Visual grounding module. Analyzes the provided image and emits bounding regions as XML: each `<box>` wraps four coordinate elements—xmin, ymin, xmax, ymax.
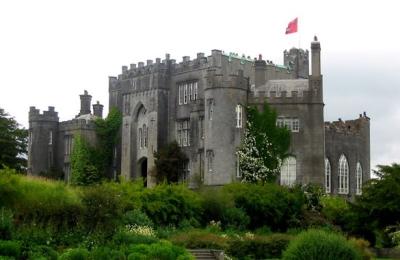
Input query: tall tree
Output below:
<box><xmin>0</xmin><ymin>108</ymin><xmax>28</xmax><ymax>172</ymax></box>
<box><xmin>237</xmin><ymin>104</ymin><xmax>290</xmax><ymax>183</ymax></box>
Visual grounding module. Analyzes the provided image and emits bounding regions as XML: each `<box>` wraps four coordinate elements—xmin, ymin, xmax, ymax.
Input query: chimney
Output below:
<box><xmin>93</xmin><ymin>101</ymin><xmax>104</xmax><ymax>118</ymax></box>
<box><xmin>79</xmin><ymin>90</ymin><xmax>92</xmax><ymax>115</ymax></box>
<box><xmin>311</xmin><ymin>35</ymin><xmax>321</xmax><ymax>76</ymax></box>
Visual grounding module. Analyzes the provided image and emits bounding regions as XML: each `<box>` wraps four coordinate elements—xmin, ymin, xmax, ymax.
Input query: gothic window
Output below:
<box><xmin>143</xmin><ymin>124</ymin><xmax>147</xmax><ymax>148</ymax></box>
<box><xmin>139</xmin><ymin>128</ymin><xmax>143</xmax><ymax>148</ymax></box>
<box><xmin>207</xmin><ymin>150</ymin><xmax>214</xmax><ymax>173</ymax></box>
<box><xmin>236</xmin><ymin>153</ymin><xmax>241</xmax><ymax>178</ymax></box>
<box><xmin>236</xmin><ymin>104</ymin><xmax>243</xmax><ymax>128</ymax></box>
<box><xmin>356</xmin><ymin>162</ymin><xmax>362</xmax><ymax>195</ymax></box>
<box><xmin>280</xmin><ymin>156</ymin><xmax>296</xmax><ymax>186</ymax></box>
<box><xmin>207</xmin><ymin>99</ymin><xmax>214</xmax><ymax>120</ymax></box>
<box><xmin>338</xmin><ymin>154</ymin><xmax>349</xmax><ymax>194</ymax></box>
<box><xmin>176</xmin><ymin>119</ymin><xmax>190</xmax><ymax>147</ymax></box>
<box><xmin>325</xmin><ymin>158</ymin><xmax>331</xmax><ymax>193</ymax></box>
<box><xmin>183</xmin><ymin>84</ymin><xmax>188</xmax><ymax>104</ymax></box>
<box><xmin>193</xmin><ymin>82</ymin><xmax>198</xmax><ymax>100</ymax></box>
<box><xmin>49</xmin><ymin>131</ymin><xmax>53</xmax><ymax>145</ymax></box>
<box><xmin>178</xmin><ymin>85</ymin><xmax>183</xmax><ymax>105</ymax></box>
<box><xmin>189</xmin><ymin>83</ymin><xmax>193</xmax><ymax>101</ymax></box>
<box><xmin>199</xmin><ymin>116</ymin><xmax>204</xmax><ymax>140</ymax></box>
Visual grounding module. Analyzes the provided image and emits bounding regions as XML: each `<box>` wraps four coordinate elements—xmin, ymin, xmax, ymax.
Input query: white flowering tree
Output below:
<box><xmin>237</xmin><ymin>104</ymin><xmax>290</xmax><ymax>183</ymax></box>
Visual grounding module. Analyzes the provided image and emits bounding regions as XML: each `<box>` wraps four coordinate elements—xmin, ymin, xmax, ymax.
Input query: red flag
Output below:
<box><xmin>285</xmin><ymin>18</ymin><xmax>298</xmax><ymax>34</ymax></box>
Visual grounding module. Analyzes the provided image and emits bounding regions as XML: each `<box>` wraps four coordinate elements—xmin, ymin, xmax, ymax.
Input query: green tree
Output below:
<box><xmin>0</xmin><ymin>108</ymin><xmax>28</xmax><ymax>172</ymax></box>
<box><xmin>70</xmin><ymin>135</ymin><xmax>101</xmax><ymax>185</ymax></box>
<box><xmin>153</xmin><ymin>142</ymin><xmax>188</xmax><ymax>183</ymax></box>
<box><xmin>237</xmin><ymin>104</ymin><xmax>290</xmax><ymax>183</ymax></box>
<box><xmin>94</xmin><ymin>107</ymin><xmax>122</xmax><ymax>176</ymax></box>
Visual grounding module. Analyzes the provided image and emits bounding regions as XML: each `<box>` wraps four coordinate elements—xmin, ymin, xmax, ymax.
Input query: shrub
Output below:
<box><xmin>123</xmin><ymin>209</ymin><xmax>153</xmax><ymax>227</ymax></box>
<box><xmin>59</xmin><ymin>248</ymin><xmax>89</xmax><ymax>260</ymax></box>
<box><xmin>0</xmin><ymin>240</ymin><xmax>20</xmax><ymax>258</ymax></box>
<box><xmin>228</xmin><ymin>233</ymin><xmax>293</xmax><ymax>259</ymax></box>
<box><xmin>0</xmin><ymin>208</ymin><xmax>13</xmax><ymax>240</ymax></box>
<box><xmin>27</xmin><ymin>245</ymin><xmax>58</xmax><ymax>260</ymax></box>
<box><xmin>127</xmin><ymin>241</ymin><xmax>193</xmax><ymax>260</ymax></box>
<box><xmin>282</xmin><ymin>229</ymin><xmax>362</xmax><ymax>260</ymax></box>
<box><xmin>223</xmin><ymin>183</ymin><xmax>305</xmax><ymax>231</ymax></box>
<box><xmin>113</xmin><ymin>231</ymin><xmax>158</xmax><ymax>246</ymax></box>
<box><xmin>169</xmin><ymin>229</ymin><xmax>229</xmax><ymax>250</ymax></box>
<box><xmin>349</xmin><ymin>237</ymin><xmax>375</xmax><ymax>260</ymax></box>
<box><xmin>141</xmin><ymin>184</ymin><xmax>202</xmax><ymax>227</ymax></box>
<box><xmin>90</xmin><ymin>247</ymin><xmax>125</xmax><ymax>260</ymax></box>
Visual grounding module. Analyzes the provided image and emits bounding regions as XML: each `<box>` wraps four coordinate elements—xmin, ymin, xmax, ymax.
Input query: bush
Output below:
<box><xmin>123</xmin><ymin>209</ymin><xmax>153</xmax><ymax>227</ymax></box>
<box><xmin>169</xmin><ymin>229</ymin><xmax>229</xmax><ymax>250</ymax></box>
<box><xmin>320</xmin><ymin>196</ymin><xmax>350</xmax><ymax>225</ymax></box>
<box><xmin>90</xmin><ymin>247</ymin><xmax>125</xmax><ymax>260</ymax></box>
<box><xmin>223</xmin><ymin>183</ymin><xmax>305</xmax><ymax>231</ymax></box>
<box><xmin>59</xmin><ymin>248</ymin><xmax>89</xmax><ymax>260</ymax></box>
<box><xmin>127</xmin><ymin>241</ymin><xmax>193</xmax><ymax>260</ymax></box>
<box><xmin>228</xmin><ymin>233</ymin><xmax>293</xmax><ymax>259</ymax></box>
<box><xmin>349</xmin><ymin>237</ymin><xmax>375</xmax><ymax>260</ymax></box>
<box><xmin>113</xmin><ymin>231</ymin><xmax>158</xmax><ymax>246</ymax></box>
<box><xmin>141</xmin><ymin>184</ymin><xmax>202</xmax><ymax>227</ymax></box>
<box><xmin>282</xmin><ymin>229</ymin><xmax>362</xmax><ymax>260</ymax></box>
<box><xmin>0</xmin><ymin>240</ymin><xmax>20</xmax><ymax>258</ymax></box>
<box><xmin>27</xmin><ymin>245</ymin><xmax>58</xmax><ymax>260</ymax></box>
<box><xmin>0</xmin><ymin>208</ymin><xmax>13</xmax><ymax>240</ymax></box>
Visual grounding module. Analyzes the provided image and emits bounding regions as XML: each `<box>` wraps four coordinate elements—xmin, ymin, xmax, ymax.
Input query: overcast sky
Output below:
<box><xmin>1</xmin><ymin>0</ymin><xmax>399</xmax><ymax>172</ymax></box>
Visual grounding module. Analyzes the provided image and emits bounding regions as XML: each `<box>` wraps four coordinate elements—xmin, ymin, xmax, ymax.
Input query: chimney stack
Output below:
<box><xmin>79</xmin><ymin>90</ymin><xmax>92</xmax><ymax>115</ymax></box>
<box><xmin>93</xmin><ymin>101</ymin><xmax>104</xmax><ymax>118</ymax></box>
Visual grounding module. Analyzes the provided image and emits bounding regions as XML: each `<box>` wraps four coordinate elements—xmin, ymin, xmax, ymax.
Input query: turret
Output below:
<box><xmin>284</xmin><ymin>48</ymin><xmax>309</xmax><ymax>79</ymax></box>
<box><xmin>28</xmin><ymin>106</ymin><xmax>59</xmax><ymax>176</ymax></box>
<box><xmin>92</xmin><ymin>101</ymin><xmax>104</xmax><ymax>118</ymax></box>
<box><xmin>311</xmin><ymin>36</ymin><xmax>321</xmax><ymax>76</ymax></box>
<box><xmin>79</xmin><ymin>90</ymin><xmax>92</xmax><ymax>115</ymax></box>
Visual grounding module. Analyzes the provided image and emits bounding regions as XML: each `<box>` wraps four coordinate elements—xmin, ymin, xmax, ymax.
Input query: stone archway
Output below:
<box><xmin>138</xmin><ymin>157</ymin><xmax>148</xmax><ymax>187</ymax></box>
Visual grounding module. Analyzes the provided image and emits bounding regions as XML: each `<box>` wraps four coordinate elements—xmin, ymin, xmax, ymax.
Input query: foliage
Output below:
<box><xmin>237</xmin><ymin>104</ymin><xmax>290</xmax><ymax>183</ymax></box>
<box><xmin>0</xmin><ymin>108</ymin><xmax>28</xmax><ymax>172</ymax></box>
<box><xmin>141</xmin><ymin>184</ymin><xmax>202</xmax><ymax>227</ymax></box>
<box><xmin>355</xmin><ymin>163</ymin><xmax>400</xmax><ymax>229</ymax></box>
<box><xmin>223</xmin><ymin>182</ymin><xmax>305</xmax><ymax>231</ymax></box>
<box><xmin>303</xmin><ymin>183</ymin><xmax>324</xmax><ymax>211</ymax></box>
<box><xmin>70</xmin><ymin>135</ymin><xmax>102</xmax><ymax>186</ymax></box>
<box><xmin>0</xmin><ymin>208</ymin><xmax>13</xmax><ymax>240</ymax></box>
<box><xmin>320</xmin><ymin>195</ymin><xmax>350</xmax><ymax>225</ymax></box>
<box><xmin>90</xmin><ymin>247</ymin><xmax>125</xmax><ymax>260</ymax></box>
<box><xmin>153</xmin><ymin>141</ymin><xmax>188</xmax><ymax>183</ymax></box>
<box><xmin>282</xmin><ymin>229</ymin><xmax>362</xmax><ymax>260</ymax></box>
<box><xmin>227</xmin><ymin>233</ymin><xmax>293</xmax><ymax>259</ymax></box>
<box><xmin>0</xmin><ymin>240</ymin><xmax>20</xmax><ymax>258</ymax></box>
<box><xmin>59</xmin><ymin>248</ymin><xmax>89</xmax><ymax>260</ymax></box>
<box><xmin>126</xmin><ymin>240</ymin><xmax>193</xmax><ymax>260</ymax></box>
<box><xmin>27</xmin><ymin>245</ymin><xmax>58</xmax><ymax>260</ymax></box>
<box><xmin>349</xmin><ymin>237</ymin><xmax>375</xmax><ymax>260</ymax></box>
<box><xmin>169</xmin><ymin>229</ymin><xmax>229</xmax><ymax>250</ymax></box>
<box><xmin>123</xmin><ymin>209</ymin><xmax>153</xmax><ymax>227</ymax></box>
<box><xmin>113</xmin><ymin>230</ymin><xmax>158</xmax><ymax>246</ymax></box>
<box><xmin>94</xmin><ymin>107</ymin><xmax>122</xmax><ymax>176</ymax></box>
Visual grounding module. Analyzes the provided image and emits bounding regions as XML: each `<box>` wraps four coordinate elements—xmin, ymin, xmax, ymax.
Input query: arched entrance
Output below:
<box><xmin>138</xmin><ymin>157</ymin><xmax>148</xmax><ymax>187</ymax></box>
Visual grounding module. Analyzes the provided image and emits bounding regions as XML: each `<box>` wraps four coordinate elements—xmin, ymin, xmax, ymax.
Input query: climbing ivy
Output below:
<box><xmin>237</xmin><ymin>104</ymin><xmax>290</xmax><ymax>183</ymax></box>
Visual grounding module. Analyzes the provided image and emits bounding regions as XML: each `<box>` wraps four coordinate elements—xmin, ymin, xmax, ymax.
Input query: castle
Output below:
<box><xmin>28</xmin><ymin>37</ymin><xmax>370</xmax><ymax>196</ymax></box>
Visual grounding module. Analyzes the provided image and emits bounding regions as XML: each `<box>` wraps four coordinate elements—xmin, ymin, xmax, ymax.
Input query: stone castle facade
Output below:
<box><xmin>28</xmin><ymin>38</ymin><xmax>370</xmax><ymax>197</ymax></box>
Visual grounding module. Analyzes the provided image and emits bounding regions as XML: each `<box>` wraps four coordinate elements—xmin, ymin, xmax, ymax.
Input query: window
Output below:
<box><xmin>124</xmin><ymin>94</ymin><xmax>130</xmax><ymax>115</ymax></box>
<box><xmin>139</xmin><ymin>128</ymin><xmax>143</xmax><ymax>148</ymax></box>
<box><xmin>178</xmin><ymin>85</ymin><xmax>183</xmax><ymax>105</ymax></box>
<box><xmin>181</xmin><ymin>160</ymin><xmax>190</xmax><ymax>181</ymax></box>
<box><xmin>143</xmin><ymin>124</ymin><xmax>147</xmax><ymax>148</ymax></box>
<box><xmin>193</xmin><ymin>82</ymin><xmax>198</xmax><ymax>100</ymax></box>
<box><xmin>276</xmin><ymin>117</ymin><xmax>300</xmax><ymax>132</ymax></box>
<box><xmin>199</xmin><ymin>116</ymin><xmax>204</xmax><ymax>140</ymax></box>
<box><xmin>236</xmin><ymin>153</ymin><xmax>241</xmax><ymax>178</ymax></box>
<box><xmin>49</xmin><ymin>131</ymin><xmax>53</xmax><ymax>145</ymax></box>
<box><xmin>356</xmin><ymin>162</ymin><xmax>362</xmax><ymax>195</ymax></box>
<box><xmin>236</xmin><ymin>104</ymin><xmax>243</xmax><ymax>128</ymax></box>
<box><xmin>207</xmin><ymin>150</ymin><xmax>214</xmax><ymax>173</ymax></box>
<box><xmin>189</xmin><ymin>83</ymin><xmax>193</xmax><ymax>101</ymax></box>
<box><xmin>64</xmin><ymin>135</ymin><xmax>73</xmax><ymax>156</ymax></box>
<box><xmin>280</xmin><ymin>156</ymin><xmax>296</xmax><ymax>186</ymax></box>
<box><xmin>183</xmin><ymin>84</ymin><xmax>188</xmax><ymax>104</ymax></box>
<box><xmin>338</xmin><ymin>154</ymin><xmax>349</xmax><ymax>194</ymax></box>
<box><xmin>325</xmin><ymin>158</ymin><xmax>331</xmax><ymax>193</ymax></box>
<box><xmin>207</xmin><ymin>99</ymin><xmax>214</xmax><ymax>120</ymax></box>
<box><xmin>176</xmin><ymin>119</ymin><xmax>190</xmax><ymax>147</ymax></box>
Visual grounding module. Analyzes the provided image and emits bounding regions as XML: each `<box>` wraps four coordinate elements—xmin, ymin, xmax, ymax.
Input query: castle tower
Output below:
<box><xmin>79</xmin><ymin>90</ymin><xmax>92</xmax><ymax>115</ymax></box>
<box><xmin>284</xmin><ymin>48</ymin><xmax>309</xmax><ymax>79</ymax></box>
<box><xmin>28</xmin><ymin>106</ymin><xmax>59</xmax><ymax>175</ymax></box>
<box><xmin>311</xmin><ymin>36</ymin><xmax>321</xmax><ymax>76</ymax></box>
<box><xmin>203</xmin><ymin>64</ymin><xmax>248</xmax><ymax>185</ymax></box>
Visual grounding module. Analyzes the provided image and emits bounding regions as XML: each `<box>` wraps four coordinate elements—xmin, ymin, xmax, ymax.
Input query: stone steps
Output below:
<box><xmin>188</xmin><ymin>249</ymin><xmax>223</xmax><ymax>260</ymax></box>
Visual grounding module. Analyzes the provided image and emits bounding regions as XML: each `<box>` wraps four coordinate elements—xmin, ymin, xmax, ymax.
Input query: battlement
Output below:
<box><xmin>59</xmin><ymin>118</ymin><xmax>96</xmax><ymax>131</ymax></box>
<box><xmin>325</xmin><ymin>112</ymin><xmax>370</xmax><ymax>135</ymax></box>
<box><xmin>29</xmin><ymin>106</ymin><xmax>59</xmax><ymax>122</ymax></box>
<box><xmin>250</xmin><ymin>89</ymin><xmax>321</xmax><ymax>104</ymax></box>
<box><xmin>205</xmin><ymin>68</ymin><xmax>248</xmax><ymax>90</ymax></box>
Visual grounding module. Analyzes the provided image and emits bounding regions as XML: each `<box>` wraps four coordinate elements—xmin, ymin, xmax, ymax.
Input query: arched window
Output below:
<box><xmin>280</xmin><ymin>156</ymin><xmax>296</xmax><ymax>186</ymax></box>
<box><xmin>139</xmin><ymin>128</ymin><xmax>143</xmax><ymax>148</ymax></box>
<box><xmin>356</xmin><ymin>162</ymin><xmax>362</xmax><ymax>195</ymax></box>
<box><xmin>338</xmin><ymin>154</ymin><xmax>349</xmax><ymax>194</ymax></box>
<box><xmin>143</xmin><ymin>124</ymin><xmax>147</xmax><ymax>148</ymax></box>
<box><xmin>235</xmin><ymin>104</ymin><xmax>243</xmax><ymax>128</ymax></box>
<box><xmin>325</xmin><ymin>158</ymin><xmax>331</xmax><ymax>193</ymax></box>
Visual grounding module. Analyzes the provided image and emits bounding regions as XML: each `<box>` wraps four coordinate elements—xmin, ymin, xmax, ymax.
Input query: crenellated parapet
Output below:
<box><xmin>29</xmin><ymin>106</ymin><xmax>59</xmax><ymax>123</ymax></box>
<box><xmin>205</xmin><ymin>68</ymin><xmax>248</xmax><ymax>90</ymax></box>
<box><xmin>325</xmin><ymin>113</ymin><xmax>370</xmax><ymax>136</ymax></box>
<box><xmin>59</xmin><ymin>118</ymin><xmax>96</xmax><ymax>131</ymax></box>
